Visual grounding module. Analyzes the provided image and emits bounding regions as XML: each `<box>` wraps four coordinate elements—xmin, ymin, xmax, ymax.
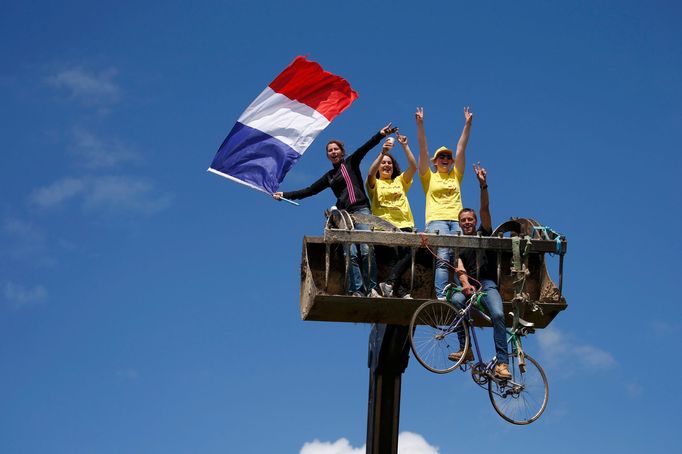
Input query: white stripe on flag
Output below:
<box><xmin>237</xmin><ymin>87</ymin><xmax>330</xmax><ymax>155</ymax></box>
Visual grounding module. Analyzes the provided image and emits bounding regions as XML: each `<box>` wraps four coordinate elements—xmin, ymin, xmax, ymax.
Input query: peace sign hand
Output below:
<box><xmin>380</xmin><ymin>122</ymin><xmax>398</xmax><ymax>136</ymax></box>
<box><xmin>464</xmin><ymin>106</ymin><xmax>473</xmax><ymax>125</ymax></box>
<box><xmin>473</xmin><ymin>161</ymin><xmax>487</xmax><ymax>186</ymax></box>
<box><xmin>415</xmin><ymin>107</ymin><xmax>424</xmax><ymax>125</ymax></box>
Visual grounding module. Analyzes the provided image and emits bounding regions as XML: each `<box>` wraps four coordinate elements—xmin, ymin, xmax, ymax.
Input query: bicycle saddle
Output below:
<box><xmin>508</xmin><ymin>312</ymin><xmax>535</xmax><ymax>328</ymax></box>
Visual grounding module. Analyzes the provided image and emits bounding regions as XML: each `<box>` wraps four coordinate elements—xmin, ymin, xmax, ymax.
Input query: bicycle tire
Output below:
<box><xmin>488</xmin><ymin>352</ymin><xmax>549</xmax><ymax>425</ymax></box>
<box><xmin>409</xmin><ymin>300</ymin><xmax>470</xmax><ymax>374</ymax></box>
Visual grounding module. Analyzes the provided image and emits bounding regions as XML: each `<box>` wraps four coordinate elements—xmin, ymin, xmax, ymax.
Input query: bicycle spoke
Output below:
<box><xmin>409</xmin><ymin>301</ymin><xmax>469</xmax><ymax>374</ymax></box>
<box><xmin>488</xmin><ymin>353</ymin><xmax>548</xmax><ymax>424</ymax></box>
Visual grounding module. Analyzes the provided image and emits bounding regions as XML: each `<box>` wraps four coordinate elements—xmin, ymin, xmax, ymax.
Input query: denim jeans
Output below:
<box><xmin>425</xmin><ymin>220</ymin><xmax>462</xmax><ymax>298</ymax></box>
<box><xmin>450</xmin><ymin>279</ymin><xmax>508</xmax><ymax>364</ymax></box>
<box><xmin>386</xmin><ymin>227</ymin><xmax>414</xmax><ymax>287</ymax></box>
<box><xmin>346</xmin><ymin>206</ymin><xmax>378</xmax><ymax>294</ymax></box>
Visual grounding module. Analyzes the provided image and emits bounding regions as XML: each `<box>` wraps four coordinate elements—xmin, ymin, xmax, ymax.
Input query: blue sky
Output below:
<box><xmin>1</xmin><ymin>1</ymin><xmax>681</xmax><ymax>453</ymax></box>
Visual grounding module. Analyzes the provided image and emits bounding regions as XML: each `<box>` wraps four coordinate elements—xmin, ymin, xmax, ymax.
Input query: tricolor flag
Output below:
<box><xmin>208</xmin><ymin>56</ymin><xmax>359</xmax><ymax>194</ymax></box>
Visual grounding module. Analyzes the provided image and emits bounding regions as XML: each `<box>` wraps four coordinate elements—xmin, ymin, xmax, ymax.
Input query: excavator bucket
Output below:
<box><xmin>299</xmin><ymin>213</ymin><xmax>567</xmax><ymax>328</ymax></box>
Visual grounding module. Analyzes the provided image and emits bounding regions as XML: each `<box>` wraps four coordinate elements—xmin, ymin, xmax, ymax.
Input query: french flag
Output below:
<box><xmin>208</xmin><ymin>56</ymin><xmax>359</xmax><ymax>194</ymax></box>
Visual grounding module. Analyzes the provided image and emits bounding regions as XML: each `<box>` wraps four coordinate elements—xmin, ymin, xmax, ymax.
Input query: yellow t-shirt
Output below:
<box><xmin>366</xmin><ymin>173</ymin><xmax>415</xmax><ymax>229</ymax></box>
<box><xmin>420</xmin><ymin>168</ymin><xmax>463</xmax><ymax>224</ymax></box>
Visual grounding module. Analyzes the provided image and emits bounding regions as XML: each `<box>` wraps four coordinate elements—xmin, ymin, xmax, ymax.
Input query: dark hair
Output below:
<box><xmin>375</xmin><ymin>153</ymin><xmax>402</xmax><ymax>180</ymax></box>
<box><xmin>458</xmin><ymin>208</ymin><xmax>477</xmax><ymax>220</ymax></box>
<box><xmin>326</xmin><ymin>140</ymin><xmax>345</xmax><ymax>155</ymax></box>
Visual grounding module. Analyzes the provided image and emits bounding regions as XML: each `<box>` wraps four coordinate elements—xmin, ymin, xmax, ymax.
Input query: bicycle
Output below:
<box><xmin>408</xmin><ymin>283</ymin><xmax>549</xmax><ymax>425</ymax></box>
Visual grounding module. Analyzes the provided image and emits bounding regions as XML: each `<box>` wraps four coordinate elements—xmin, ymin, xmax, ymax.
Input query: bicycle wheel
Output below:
<box><xmin>488</xmin><ymin>353</ymin><xmax>548</xmax><ymax>425</ymax></box>
<box><xmin>409</xmin><ymin>300</ymin><xmax>469</xmax><ymax>374</ymax></box>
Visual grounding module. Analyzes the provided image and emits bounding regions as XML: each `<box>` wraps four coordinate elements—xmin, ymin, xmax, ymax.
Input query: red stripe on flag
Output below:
<box><xmin>268</xmin><ymin>56</ymin><xmax>359</xmax><ymax>122</ymax></box>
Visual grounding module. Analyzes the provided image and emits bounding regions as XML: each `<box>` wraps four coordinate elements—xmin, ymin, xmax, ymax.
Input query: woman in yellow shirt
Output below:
<box><xmin>366</xmin><ymin>133</ymin><xmax>417</xmax><ymax>297</ymax></box>
<box><xmin>416</xmin><ymin>106</ymin><xmax>474</xmax><ymax>299</ymax></box>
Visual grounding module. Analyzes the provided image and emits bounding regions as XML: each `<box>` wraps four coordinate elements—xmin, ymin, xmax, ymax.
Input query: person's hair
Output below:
<box><xmin>326</xmin><ymin>140</ymin><xmax>345</xmax><ymax>155</ymax></box>
<box><xmin>458</xmin><ymin>208</ymin><xmax>477</xmax><ymax>220</ymax></box>
<box><xmin>375</xmin><ymin>153</ymin><xmax>402</xmax><ymax>179</ymax></box>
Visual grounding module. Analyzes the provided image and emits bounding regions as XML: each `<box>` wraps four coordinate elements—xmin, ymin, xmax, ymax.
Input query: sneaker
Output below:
<box><xmin>379</xmin><ymin>282</ymin><xmax>394</xmax><ymax>297</ymax></box>
<box><xmin>402</xmin><ymin>293</ymin><xmax>412</xmax><ymax>299</ymax></box>
<box><xmin>368</xmin><ymin>288</ymin><xmax>382</xmax><ymax>298</ymax></box>
<box><xmin>350</xmin><ymin>291</ymin><xmax>364</xmax><ymax>297</ymax></box>
<box><xmin>437</xmin><ymin>296</ymin><xmax>446</xmax><ymax>301</ymax></box>
<box><xmin>494</xmin><ymin>363</ymin><xmax>512</xmax><ymax>379</ymax></box>
<box><xmin>448</xmin><ymin>349</ymin><xmax>473</xmax><ymax>362</ymax></box>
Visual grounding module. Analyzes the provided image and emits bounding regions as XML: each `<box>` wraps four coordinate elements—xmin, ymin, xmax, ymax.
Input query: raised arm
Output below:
<box><xmin>347</xmin><ymin>123</ymin><xmax>397</xmax><ymax>167</ymax></box>
<box><xmin>396</xmin><ymin>132</ymin><xmax>417</xmax><ymax>184</ymax></box>
<box><xmin>366</xmin><ymin>139</ymin><xmax>394</xmax><ymax>189</ymax></box>
<box><xmin>454</xmin><ymin>107</ymin><xmax>473</xmax><ymax>176</ymax></box>
<box><xmin>473</xmin><ymin>162</ymin><xmax>491</xmax><ymax>231</ymax></box>
<box><xmin>416</xmin><ymin>107</ymin><xmax>430</xmax><ymax>176</ymax></box>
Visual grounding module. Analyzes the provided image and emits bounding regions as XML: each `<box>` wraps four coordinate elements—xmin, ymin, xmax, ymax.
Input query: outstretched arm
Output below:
<box><xmin>273</xmin><ymin>173</ymin><xmax>329</xmax><ymax>201</ymax></box>
<box><xmin>416</xmin><ymin>107</ymin><xmax>430</xmax><ymax>176</ymax></box>
<box><xmin>396</xmin><ymin>133</ymin><xmax>417</xmax><ymax>184</ymax></box>
<box><xmin>348</xmin><ymin>123</ymin><xmax>398</xmax><ymax>167</ymax></box>
<box><xmin>454</xmin><ymin>107</ymin><xmax>473</xmax><ymax>176</ymax></box>
<box><xmin>473</xmin><ymin>162</ymin><xmax>491</xmax><ymax>231</ymax></box>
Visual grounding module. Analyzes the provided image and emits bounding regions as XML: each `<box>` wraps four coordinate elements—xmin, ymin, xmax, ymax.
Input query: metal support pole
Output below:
<box><xmin>366</xmin><ymin>324</ymin><xmax>410</xmax><ymax>454</ymax></box>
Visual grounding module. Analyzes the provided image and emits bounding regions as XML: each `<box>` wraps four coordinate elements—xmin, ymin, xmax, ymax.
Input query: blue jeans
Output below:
<box><xmin>425</xmin><ymin>220</ymin><xmax>462</xmax><ymax>298</ymax></box>
<box><xmin>450</xmin><ymin>279</ymin><xmax>508</xmax><ymax>364</ymax></box>
<box><xmin>346</xmin><ymin>207</ymin><xmax>378</xmax><ymax>294</ymax></box>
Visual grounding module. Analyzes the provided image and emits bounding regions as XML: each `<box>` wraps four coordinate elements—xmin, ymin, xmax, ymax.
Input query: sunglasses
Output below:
<box><xmin>437</xmin><ymin>154</ymin><xmax>453</xmax><ymax>160</ymax></box>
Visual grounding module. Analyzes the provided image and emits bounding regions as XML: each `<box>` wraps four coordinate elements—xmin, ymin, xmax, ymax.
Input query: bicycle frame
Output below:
<box><xmin>449</xmin><ymin>289</ymin><xmax>529</xmax><ymax>385</ymax></box>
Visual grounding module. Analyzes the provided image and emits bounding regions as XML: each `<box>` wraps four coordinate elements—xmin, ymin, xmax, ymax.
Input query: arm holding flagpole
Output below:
<box><xmin>271</xmin><ymin>192</ymin><xmax>300</xmax><ymax>205</ymax></box>
<box><xmin>273</xmin><ymin>173</ymin><xmax>330</xmax><ymax>204</ymax></box>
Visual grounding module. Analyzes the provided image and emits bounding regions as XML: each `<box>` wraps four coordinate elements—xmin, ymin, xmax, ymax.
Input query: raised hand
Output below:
<box><xmin>396</xmin><ymin>132</ymin><xmax>408</xmax><ymax>145</ymax></box>
<box><xmin>473</xmin><ymin>161</ymin><xmax>487</xmax><ymax>186</ymax></box>
<box><xmin>463</xmin><ymin>106</ymin><xmax>473</xmax><ymax>125</ymax></box>
<box><xmin>382</xmin><ymin>137</ymin><xmax>395</xmax><ymax>153</ymax></box>
<box><xmin>415</xmin><ymin>107</ymin><xmax>424</xmax><ymax>125</ymax></box>
<box><xmin>272</xmin><ymin>191</ymin><xmax>283</xmax><ymax>200</ymax></box>
<box><xmin>380</xmin><ymin>123</ymin><xmax>398</xmax><ymax>136</ymax></box>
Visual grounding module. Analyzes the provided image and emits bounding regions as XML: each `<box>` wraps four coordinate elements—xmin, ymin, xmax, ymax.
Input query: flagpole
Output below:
<box><xmin>277</xmin><ymin>196</ymin><xmax>300</xmax><ymax>206</ymax></box>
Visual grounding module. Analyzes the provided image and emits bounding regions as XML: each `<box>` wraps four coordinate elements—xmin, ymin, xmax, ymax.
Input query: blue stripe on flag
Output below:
<box><xmin>210</xmin><ymin>122</ymin><xmax>302</xmax><ymax>193</ymax></box>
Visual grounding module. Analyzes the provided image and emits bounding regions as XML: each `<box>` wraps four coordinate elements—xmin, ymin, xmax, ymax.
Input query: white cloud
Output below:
<box><xmin>47</xmin><ymin>67</ymin><xmax>120</xmax><ymax>104</ymax></box>
<box><xmin>116</xmin><ymin>368</ymin><xmax>139</xmax><ymax>380</ymax></box>
<box><xmin>648</xmin><ymin>320</ymin><xmax>676</xmax><ymax>337</ymax></box>
<box><xmin>1</xmin><ymin>217</ymin><xmax>51</xmax><ymax>264</ymax></box>
<box><xmin>2</xmin><ymin>281</ymin><xmax>47</xmax><ymax>308</ymax></box>
<box><xmin>625</xmin><ymin>381</ymin><xmax>643</xmax><ymax>398</ymax></box>
<box><xmin>537</xmin><ymin>327</ymin><xmax>617</xmax><ymax>373</ymax></box>
<box><xmin>30</xmin><ymin>177</ymin><xmax>86</xmax><ymax>208</ymax></box>
<box><xmin>85</xmin><ymin>176</ymin><xmax>172</xmax><ymax>215</ymax></box>
<box><xmin>397</xmin><ymin>432</ymin><xmax>440</xmax><ymax>454</ymax></box>
<box><xmin>69</xmin><ymin>128</ymin><xmax>140</xmax><ymax>169</ymax></box>
<box><xmin>30</xmin><ymin>176</ymin><xmax>172</xmax><ymax>216</ymax></box>
<box><xmin>301</xmin><ymin>438</ymin><xmax>363</xmax><ymax>454</ymax></box>
<box><xmin>3</xmin><ymin>217</ymin><xmax>44</xmax><ymax>240</ymax></box>
<box><xmin>300</xmin><ymin>432</ymin><xmax>438</xmax><ymax>454</ymax></box>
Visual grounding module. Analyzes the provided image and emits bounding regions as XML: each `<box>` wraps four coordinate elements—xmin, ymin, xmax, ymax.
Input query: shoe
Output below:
<box><xmin>437</xmin><ymin>296</ymin><xmax>446</xmax><ymax>301</ymax></box>
<box><xmin>368</xmin><ymin>288</ymin><xmax>382</xmax><ymax>298</ymax></box>
<box><xmin>402</xmin><ymin>293</ymin><xmax>412</xmax><ymax>299</ymax></box>
<box><xmin>448</xmin><ymin>349</ymin><xmax>473</xmax><ymax>362</ymax></box>
<box><xmin>379</xmin><ymin>282</ymin><xmax>394</xmax><ymax>297</ymax></box>
<box><xmin>350</xmin><ymin>291</ymin><xmax>364</xmax><ymax>297</ymax></box>
<box><xmin>494</xmin><ymin>363</ymin><xmax>512</xmax><ymax>379</ymax></box>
